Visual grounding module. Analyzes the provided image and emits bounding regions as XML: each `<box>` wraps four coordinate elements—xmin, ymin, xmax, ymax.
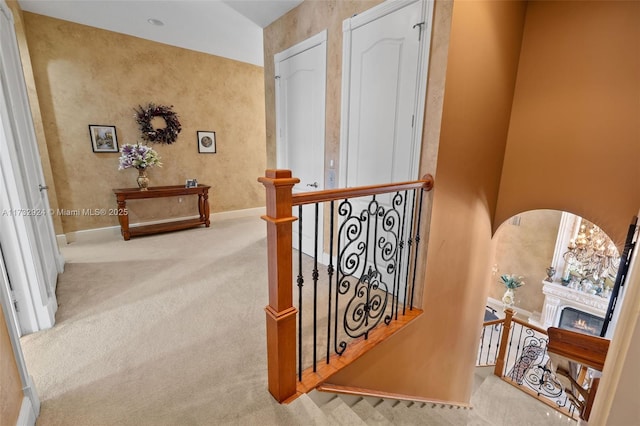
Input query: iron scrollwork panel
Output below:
<box><xmin>335</xmin><ymin>192</ymin><xmax>408</xmax><ymax>354</ymax></box>
<box><xmin>507</xmin><ymin>328</ymin><xmax>572</xmax><ymax>410</ymax></box>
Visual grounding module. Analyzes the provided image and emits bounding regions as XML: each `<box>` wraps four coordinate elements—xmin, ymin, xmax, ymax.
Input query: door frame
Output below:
<box><xmin>338</xmin><ymin>0</ymin><xmax>434</xmax><ymax>187</ymax></box>
<box><xmin>0</xmin><ymin>242</ymin><xmax>40</xmax><ymax>424</ymax></box>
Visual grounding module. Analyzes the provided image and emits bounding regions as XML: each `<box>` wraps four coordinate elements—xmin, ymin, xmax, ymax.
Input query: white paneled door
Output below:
<box><xmin>339</xmin><ymin>0</ymin><xmax>433</xmax><ymax>298</ymax></box>
<box><xmin>341</xmin><ymin>0</ymin><xmax>432</xmax><ymax>187</ymax></box>
<box><xmin>0</xmin><ymin>4</ymin><xmax>62</xmax><ymax>334</ymax></box>
<box><xmin>275</xmin><ymin>31</ymin><xmax>327</xmax><ymax>261</ymax></box>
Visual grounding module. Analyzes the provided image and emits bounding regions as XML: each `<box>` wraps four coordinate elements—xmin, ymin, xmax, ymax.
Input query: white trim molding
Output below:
<box><xmin>16</xmin><ymin>396</ymin><xmax>37</xmax><ymax>426</ymax></box>
<box><xmin>274</xmin><ymin>29</ymin><xmax>326</xmax><ymax>63</ymax></box>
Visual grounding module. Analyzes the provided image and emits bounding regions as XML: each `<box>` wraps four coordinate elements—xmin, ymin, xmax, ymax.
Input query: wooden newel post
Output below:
<box><xmin>494</xmin><ymin>308</ymin><xmax>516</xmax><ymax>377</ymax></box>
<box><xmin>258</xmin><ymin>169</ymin><xmax>300</xmax><ymax>402</ymax></box>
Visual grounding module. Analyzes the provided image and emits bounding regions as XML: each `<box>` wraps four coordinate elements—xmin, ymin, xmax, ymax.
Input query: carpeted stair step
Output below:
<box><xmin>320</xmin><ymin>396</ymin><xmax>369</xmax><ymax>425</ymax></box>
<box><xmin>424</xmin><ymin>403</ymin><xmax>481</xmax><ymax>425</ymax></box>
<box><xmin>287</xmin><ymin>393</ymin><xmax>336</xmax><ymax>425</ymax></box>
<box><xmin>369</xmin><ymin>399</ymin><xmax>446</xmax><ymax>425</ymax></box>
<box><xmin>348</xmin><ymin>398</ymin><xmax>393</xmax><ymax>425</ymax></box>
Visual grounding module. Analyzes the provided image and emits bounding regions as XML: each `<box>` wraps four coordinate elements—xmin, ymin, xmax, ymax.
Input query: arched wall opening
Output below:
<box><xmin>488</xmin><ymin>209</ymin><xmax>625</xmax><ymax>338</ymax></box>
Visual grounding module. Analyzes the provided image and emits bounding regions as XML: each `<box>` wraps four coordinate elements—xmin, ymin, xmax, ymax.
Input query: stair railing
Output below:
<box><xmin>478</xmin><ymin>308</ymin><xmax>579</xmax><ymax>419</ymax></box>
<box><xmin>259</xmin><ymin>169</ymin><xmax>434</xmax><ymax>403</ymax></box>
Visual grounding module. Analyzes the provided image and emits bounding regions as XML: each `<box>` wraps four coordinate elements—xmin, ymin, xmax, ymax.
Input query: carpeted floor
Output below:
<box><xmin>20</xmin><ymin>215</ymin><xmax>316</xmax><ymax>425</ymax></box>
<box><xmin>18</xmin><ymin>215</ymin><xmax>577</xmax><ymax>426</ymax></box>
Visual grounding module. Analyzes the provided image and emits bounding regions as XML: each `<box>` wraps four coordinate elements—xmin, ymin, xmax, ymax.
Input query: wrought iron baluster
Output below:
<box><xmin>509</xmin><ymin>324</ymin><xmax>525</xmax><ymax>381</ymax></box>
<box><xmin>495</xmin><ymin>323</ymin><xmax>503</xmax><ymax>364</ymax></box>
<box><xmin>478</xmin><ymin>327</ymin><xmax>486</xmax><ymax>365</ymax></box>
<box><xmin>334</xmin><ymin>199</ymin><xmax>349</xmax><ymax>355</ymax></box>
<box><xmin>396</xmin><ymin>191</ymin><xmax>413</xmax><ymax>319</ymax></box>
<box><xmin>402</xmin><ymin>191</ymin><xmax>417</xmax><ymax>315</ymax></box>
<box><xmin>385</xmin><ymin>192</ymin><xmax>399</xmax><ymax>325</ymax></box>
<box><xmin>312</xmin><ymin>203</ymin><xmax>319</xmax><ymax>371</ymax></box>
<box><xmin>410</xmin><ymin>187</ymin><xmax>425</xmax><ymax>310</ymax></box>
<box><xmin>384</xmin><ymin>192</ymin><xmax>401</xmax><ymax>324</ymax></box>
<box><xmin>297</xmin><ymin>205</ymin><xmax>304</xmax><ymax>381</ymax></box>
<box><xmin>505</xmin><ymin>323</ymin><xmax>515</xmax><ymax>376</ymax></box>
<box><xmin>394</xmin><ymin>191</ymin><xmax>408</xmax><ymax>321</ymax></box>
<box><xmin>326</xmin><ymin>201</ymin><xmax>335</xmax><ymax>363</ymax></box>
<box><xmin>486</xmin><ymin>325</ymin><xmax>495</xmax><ymax>365</ymax></box>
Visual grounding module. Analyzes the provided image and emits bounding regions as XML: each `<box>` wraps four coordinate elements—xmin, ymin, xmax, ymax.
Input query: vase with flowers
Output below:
<box><xmin>499</xmin><ymin>274</ymin><xmax>524</xmax><ymax>309</ymax></box>
<box><xmin>118</xmin><ymin>143</ymin><xmax>162</xmax><ymax>190</ymax></box>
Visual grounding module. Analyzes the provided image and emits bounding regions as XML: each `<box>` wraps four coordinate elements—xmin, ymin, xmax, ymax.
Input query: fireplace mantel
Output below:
<box><xmin>539</xmin><ymin>281</ymin><xmax>609</xmax><ymax>329</ymax></box>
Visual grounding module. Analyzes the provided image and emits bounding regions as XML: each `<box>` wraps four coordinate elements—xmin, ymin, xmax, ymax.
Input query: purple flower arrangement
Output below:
<box><xmin>118</xmin><ymin>143</ymin><xmax>162</xmax><ymax>170</ymax></box>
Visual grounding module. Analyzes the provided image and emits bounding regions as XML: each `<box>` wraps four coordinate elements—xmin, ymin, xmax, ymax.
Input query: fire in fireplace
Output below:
<box><xmin>558</xmin><ymin>307</ymin><xmax>604</xmax><ymax>337</ymax></box>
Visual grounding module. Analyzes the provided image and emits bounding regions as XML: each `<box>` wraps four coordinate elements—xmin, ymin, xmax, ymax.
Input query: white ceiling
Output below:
<box><xmin>17</xmin><ymin>0</ymin><xmax>304</xmax><ymax>67</ymax></box>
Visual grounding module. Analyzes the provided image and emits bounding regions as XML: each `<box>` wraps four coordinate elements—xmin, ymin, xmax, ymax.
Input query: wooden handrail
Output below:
<box><xmin>547</xmin><ymin>327</ymin><xmax>609</xmax><ymax>372</ymax></box>
<box><xmin>511</xmin><ymin>316</ymin><xmax>548</xmax><ymax>335</ymax></box>
<box><xmin>292</xmin><ymin>174</ymin><xmax>434</xmax><ymax>206</ymax></box>
<box><xmin>482</xmin><ymin>318</ymin><xmax>504</xmax><ymax>328</ymax></box>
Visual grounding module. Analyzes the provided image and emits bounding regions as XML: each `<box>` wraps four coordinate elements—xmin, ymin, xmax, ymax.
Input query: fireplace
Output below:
<box><xmin>558</xmin><ymin>307</ymin><xmax>604</xmax><ymax>337</ymax></box>
<box><xmin>538</xmin><ymin>281</ymin><xmax>609</xmax><ymax>331</ymax></box>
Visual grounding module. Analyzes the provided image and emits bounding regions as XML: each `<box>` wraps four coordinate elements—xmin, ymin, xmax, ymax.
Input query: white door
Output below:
<box><xmin>275</xmin><ymin>31</ymin><xmax>327</xmax><ymax>260</ymax></box>
<box><xmin>340</xmin><ymin>0</ymin><xmax>431</xmax><ymax>187</ymax></box>
<box><xmin>338</xmin><ymin>0</ymin><xmax>433</xmax><ymax>303</ymax></box>
<box><xmin>0</xmin><ymin>4</ymin><xmax>61</xmax><ymax>334</ymax></box>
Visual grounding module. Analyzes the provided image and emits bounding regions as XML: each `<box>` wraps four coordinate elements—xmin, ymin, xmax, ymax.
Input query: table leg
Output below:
<box><xmin>117</xmin><ymin>198</ymin><xmax>130</xmax><ymax>241</ymax></box>
<box><xmin>202</xmin><ymin>191</ymin><xmax>210</xmax><ymax>227</ymax></box>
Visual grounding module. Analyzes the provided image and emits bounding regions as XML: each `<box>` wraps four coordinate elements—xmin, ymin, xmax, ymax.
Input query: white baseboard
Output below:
<box><xmin>486</xmin><ymin>296</ymin><xmax>534</xmax><ymax>321</ymax></box>
<box><xmin>210</xmin><ymin>206</ymin><xmax>265</xmax><ymax>221</ymax></box>
<box><xmin>56</xmin><ymin>206</ymin><xmax>266</xmax><ymax>244</ymax></box>
<box><xmin>56</xmin><ymin>234</ymin><xmax>68</xmax><ymax>246</ymax></box>
<box><xmin>16</xmin><ymin>396</ymin><xmax>36</xmax><ymax>426</ymax></box>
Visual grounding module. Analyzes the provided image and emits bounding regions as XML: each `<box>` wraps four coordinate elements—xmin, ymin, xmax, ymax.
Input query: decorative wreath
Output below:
<box><xmin>134</xmin><ymin>103</ymin><xmax>182</xmax><ymax>144</ymax></box>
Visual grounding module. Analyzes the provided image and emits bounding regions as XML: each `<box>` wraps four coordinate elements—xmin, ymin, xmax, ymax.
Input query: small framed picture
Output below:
<box><xmin>89</xmin><ymin>125</ymin><xmax>119</xmax><ymax>153</ymax></box>
<box><xmin>197</xmin><ymin>131</ymin><xmax>216</xmax><ymax>154</ymax></box>
<box><xmin>185</xmin><ymin>179</ymin><xmax>198</xmax><ymax>188</ymax></box>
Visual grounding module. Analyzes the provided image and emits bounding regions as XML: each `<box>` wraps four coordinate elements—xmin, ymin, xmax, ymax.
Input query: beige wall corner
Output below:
<box><xmin>6</xmin><ymin>0</ymin><xmax>63</xmax><ymax>234</ymax></box>
<box><xmin>22</xmin><ymin>13</ymin><xmax>266</xmax><ymax>234</ymax></box>
<box><xmin>0</xmin><ymin>304</ymin><xmax>22</xmax><ymax>425</ymax></box>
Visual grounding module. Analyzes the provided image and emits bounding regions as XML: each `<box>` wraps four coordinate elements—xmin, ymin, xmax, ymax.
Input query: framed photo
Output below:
<box><xmin>185</xmin><ymin>179</ymin><xmax>198</xmax><ymax>188</ymax></box>
<box><xmin>89</xmin><ymin>125</ymin><xmax>119</xmax><ymax>153</ymax></box>
<box><xmin>197</xmin><ymin>131</ymin><xmax>216</xmax><ymax>154</ymax></box>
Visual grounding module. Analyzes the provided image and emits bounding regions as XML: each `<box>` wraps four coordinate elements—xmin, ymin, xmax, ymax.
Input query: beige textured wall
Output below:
<box><xmin>0</xmin><ymin>305</ymin><xmax>22</xmax><ymax>426</ymax></box>
<box><xmin>490</xmin><ymin>210</ymin><xmax>562</xmax><ymax>313</ymax></box>
<box><xmin>23</xmin><ymin>13</ymin><xmax>266</xmax><ymax>234</ymax></box>
<box><xmin>495</xmin><ymin>0</ymin><xmax>640</xmax><ymax>245</ymax></box>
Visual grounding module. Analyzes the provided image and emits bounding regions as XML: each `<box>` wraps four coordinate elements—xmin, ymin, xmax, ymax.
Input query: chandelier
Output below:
<box><xmin>563</xmin><ymin>219</ymin><xmax>620</xmax><ymax>284</ymax></box>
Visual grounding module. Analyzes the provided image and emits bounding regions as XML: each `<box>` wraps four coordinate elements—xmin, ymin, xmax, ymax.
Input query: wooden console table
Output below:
<box><xmin>113</xmin><ymin>184</ymin><xmax>210</xmax><ymax>241</ymax></box>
